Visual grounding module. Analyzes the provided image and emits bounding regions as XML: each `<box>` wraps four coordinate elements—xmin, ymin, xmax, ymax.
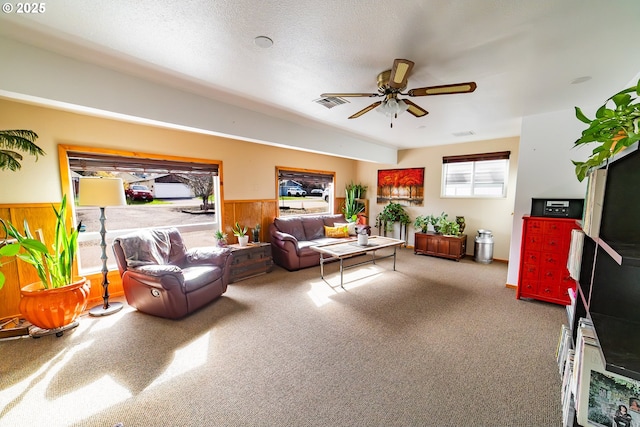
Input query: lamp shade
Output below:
<box><xmin>78</xmin><ymin>177</ymin><xmax>127</xmax><ymax>207</ymax></box>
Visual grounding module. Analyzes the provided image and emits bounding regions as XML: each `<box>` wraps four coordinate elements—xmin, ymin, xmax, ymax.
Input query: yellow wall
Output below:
<box><xmin>0</xmin><ymin>99</ymin><xmax>358</xmax><ymax>204</ymax></box>
<box><xmin>1</xmin><ymin>98</ymin><xmax>519</xmax><ymax>261</ymax></box>
<box><xmin>357</xmin><ymin>137</ymin><xmax>520</xmax><ymax>260</ymax></box>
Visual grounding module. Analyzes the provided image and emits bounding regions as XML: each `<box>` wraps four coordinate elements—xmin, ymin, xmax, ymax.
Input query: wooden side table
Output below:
<box><xmin>414</xmin><ymin>232</ymin><xmax>467</xmax><ymax>261</ymax></box>
<box><xmin>228</xmin><ymin>242</ymin><xmax>273</xmax><ymax>283</ymax></box>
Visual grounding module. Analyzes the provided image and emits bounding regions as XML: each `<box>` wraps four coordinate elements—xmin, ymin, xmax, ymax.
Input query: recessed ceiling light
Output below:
<box><xmin>571</xmin><ymin>76</ymin><xmax>592</xmax><ymax>85</ymax></box>
<box><xmin>254</xmin><ymin>36</ymin><xmax>273</xmax><ymax>48</ymax></box>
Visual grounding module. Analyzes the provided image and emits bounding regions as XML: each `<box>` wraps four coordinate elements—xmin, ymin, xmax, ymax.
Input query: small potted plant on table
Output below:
<box><xmin>232</xmin><ymin>222</ymin><xmax>249</xmax><ymax>247</ymax></box>
<box><xmin>214</xmin><ymin>230</ymin><xmax>228</xmax><ymax>247</ymax></box>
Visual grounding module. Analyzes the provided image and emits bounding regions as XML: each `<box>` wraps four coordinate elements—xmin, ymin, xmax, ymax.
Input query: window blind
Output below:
<box><xmin>67</xmin><ymin>151</ymin><xmax>219</xmax><ymax>175</ymax></box>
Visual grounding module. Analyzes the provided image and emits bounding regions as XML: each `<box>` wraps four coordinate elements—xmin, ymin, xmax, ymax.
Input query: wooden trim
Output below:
<box><xmin>275</xmin><ymin>165</ymin><xmax>336</xmax><ymax>218</ymax></box>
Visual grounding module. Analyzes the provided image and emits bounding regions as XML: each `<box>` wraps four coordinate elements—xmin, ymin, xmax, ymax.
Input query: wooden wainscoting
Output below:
<box><xmin>222</xmin><ymin>200</ymin><xmax>279</xmax><ymax>245</ymax></box>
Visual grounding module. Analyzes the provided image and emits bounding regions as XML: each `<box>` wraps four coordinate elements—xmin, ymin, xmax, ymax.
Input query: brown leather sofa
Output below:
<box><xmin>269</xmin><ymin>214</ymin><xmax>369</xmax><ymax>271</ymax></box>
<box><xmin>113</xmin><ymin>228</ymin><xmax>233</xmax><ymax>319</ymax></box>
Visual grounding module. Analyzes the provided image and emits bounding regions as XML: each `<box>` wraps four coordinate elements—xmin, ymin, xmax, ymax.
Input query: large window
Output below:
<box><xmin>441</xmin><ymin>151</ymin><xmax>510</xmax><ymax>198</ymax></box>
<box><xmin>60</xmin><ymin>146</ymin><xmax>221</xmax><ymax>274</ymax></box>
<box><xmin>276</xmin><ymin>167</ymin><xmax>335</xmax><ymax>217</ymax></box>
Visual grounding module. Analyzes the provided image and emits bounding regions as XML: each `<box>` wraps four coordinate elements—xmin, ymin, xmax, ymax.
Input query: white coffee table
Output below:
<box><xmin>310</xmin><ymin>236</ymin><xmax>405</xmax><ymax>288</ymax></box>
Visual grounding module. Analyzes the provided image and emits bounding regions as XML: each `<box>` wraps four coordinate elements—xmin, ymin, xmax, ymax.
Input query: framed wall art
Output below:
<box><xmin>377</xmin><ymin>167</ymin><xmax>424</xmax><ymax>206</ymax></box>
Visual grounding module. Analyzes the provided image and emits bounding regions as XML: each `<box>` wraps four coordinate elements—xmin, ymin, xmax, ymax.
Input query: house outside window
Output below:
<box><xmin>62</xmin><ymin>148</ymin><xmax>220</xmax><ymax>274</ymax></box>
<box><xmin>441</xmin><ymin>151</ymin><xmax>510</xmax><ymax>198</ymax></box>
<box><xmin>276</xmin><ymin>167</ymin><xmax>335</xmax><ymax>217</ymax></box>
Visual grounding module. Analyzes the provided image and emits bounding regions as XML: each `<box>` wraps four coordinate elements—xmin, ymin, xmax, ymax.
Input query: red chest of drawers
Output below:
<box><xmin>516</xmin><ymin>216</ymin><xmax>580</xmax><ymax>305</ymax></box>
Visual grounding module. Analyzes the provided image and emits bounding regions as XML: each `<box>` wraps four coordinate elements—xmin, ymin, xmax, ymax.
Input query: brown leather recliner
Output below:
<box><xmin>112</xmin><ymin>228</ymin><xmax>233</xmax><ymax>319</ymax></box>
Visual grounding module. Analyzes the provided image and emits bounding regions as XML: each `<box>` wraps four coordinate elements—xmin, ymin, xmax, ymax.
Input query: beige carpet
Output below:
<box><xmin>0</xmin><ymin>247</ymin><xmax>565</xmax><ymax>427</ymax></box>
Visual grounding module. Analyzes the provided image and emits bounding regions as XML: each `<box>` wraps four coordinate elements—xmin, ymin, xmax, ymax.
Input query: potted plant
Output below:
<box><xmin>414</xmin><ymin>213</ymin><xmax>444</xmax><ymax>233</ymax></box>
<box><xmin>346</xmin><ymin>181</ymin><xmax>367</xmax><ymax>199</ymax></box>
<box><xmin>342</xmin><ymin>184</ymin><xmax>366</xmax><ymax>223</ymax></box>
<box><xmin>376</xmin><ymin>202</ymin><xmax>410</xmax><ymax>232</ymax></box>
<box><xmin>232</xmin><ymin>221</ymin><xmax>249</xmax><ymax>246</ymax></box>
<box><xmin>0</xmin><ymin>195</ymin><xmax>90</xmax><ymax>330</ymax></box>
<box><xmin>572</xmin><ymin>79</ymin><xmax>640</xmax><ymax>181</ymax></box>
<box><xmin>439</xmin><ymin>216</ymin><xmax>461</xmax><ymax>236</ymax></box>
<box><xmin>0</xmin><ymin>129</ymin><xmax>45</xmax><ymax>171</ymax></box>
<box><xmin>252</xmin><ymin>223</ymin><xmax>261</xmax><ymax>243</ymax></box>
<box><xmin>214</xmin><ymin>229</ymin><xmax>228</xmax><ymax>247</ymax></box>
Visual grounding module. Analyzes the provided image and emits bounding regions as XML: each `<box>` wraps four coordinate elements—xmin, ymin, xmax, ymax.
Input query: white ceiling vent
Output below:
<box><xmin>314</xmin><ymin>97</ymin><xmax>350</xmax><ymax>109</ymax></box>
<box><xmin>452</xmin><ymin>130</ymin><xmax>475</xmax><ymax>137</ymax></box>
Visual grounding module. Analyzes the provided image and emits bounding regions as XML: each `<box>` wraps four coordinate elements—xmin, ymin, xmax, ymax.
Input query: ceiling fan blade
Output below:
<box><xmin>348</xmin><ymin>101</ymin><xmax>382</xmax><ymax>119</ymax></box>
<box><xmin>407</xmin><ymin>82</ymin><xmax>477</xmax><ymax>97</ymax></box>
<box><xmin>402</xmin><ymin>99</ymin><xmax>429</xmax><ymax>117</ymax></box>
<box><xmin>321</xmin><ymin>92</ymin><xmax>380</xmax><ymax>98</ymax></box>
<box><xmin>388</xmin><ymin>59</ymin><xmax>415</xmax><ymax>89</ymax></box>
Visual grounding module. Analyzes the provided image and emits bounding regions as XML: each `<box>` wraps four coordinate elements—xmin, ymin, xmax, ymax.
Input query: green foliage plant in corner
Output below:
<box><xmin>0</xmin><ymin>195</ymin><xmax>79</xmax><ymax>290</ymax></box>
<box><xmin>0</xmin><ymin>130</ymin><xmax>44</xmax><ymax>171</ymax></box>
<box><xmin>572</xmin><ymin>79</ymin><xmax>640</xmax><ymax>181</ymax></box>
<box><xmin>342</xmin><ymin>184</ymin><xmax>365</xmax><ymax>222</ymax></box>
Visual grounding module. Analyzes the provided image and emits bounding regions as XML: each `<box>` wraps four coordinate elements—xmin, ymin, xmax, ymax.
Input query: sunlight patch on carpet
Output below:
<box><xmin>145</xmin><ymin>332</ymin><xmax>210</xmax><ymax>390</ymax></box>
<box><xmin>307</xmin><ymin>265</ymin><xmax>385</xmax><ymax>306</ymax></box>
<box><xmin>0</xmin><ymin>339</ymin><xmax>132</xmax><ymax>426</ymax></box>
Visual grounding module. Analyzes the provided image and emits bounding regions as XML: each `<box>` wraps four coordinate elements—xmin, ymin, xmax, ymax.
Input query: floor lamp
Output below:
<box><xmin>78</xmin><ymin>177</ymin><xmax>127</xmax><ymax>317</ymax></box>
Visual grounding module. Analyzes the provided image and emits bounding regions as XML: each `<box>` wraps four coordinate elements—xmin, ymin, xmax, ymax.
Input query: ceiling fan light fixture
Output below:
<box><xmin>376</xmin><ymin>98</ymin><xmax>409</xmax><ymax>117</ymax></box>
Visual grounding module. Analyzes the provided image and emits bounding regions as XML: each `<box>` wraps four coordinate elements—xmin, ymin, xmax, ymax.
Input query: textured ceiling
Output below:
<box><xmin>1</xmin><ymin>0</ymin><xmax>639</xmax><ymax>152</ymax></box>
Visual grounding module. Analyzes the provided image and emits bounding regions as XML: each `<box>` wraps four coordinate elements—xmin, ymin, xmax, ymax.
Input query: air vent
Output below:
<box><xmin>452</xmin><ymin>131</ymin><xmax>475</xmax><ymax>137</ymax></box>
<box><xmin>314</xmin><ymin>97</ymin><xmax>349</xmax><ymax>109</ymax></box>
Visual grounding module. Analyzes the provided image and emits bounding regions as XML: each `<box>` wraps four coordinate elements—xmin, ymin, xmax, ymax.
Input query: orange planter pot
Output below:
<box><xmin>19</xmin><ymin>277</ymin><xmax>91</xmax><ymax>330</ymax></box>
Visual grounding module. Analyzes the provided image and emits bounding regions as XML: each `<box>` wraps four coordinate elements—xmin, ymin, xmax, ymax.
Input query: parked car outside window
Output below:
<box><xmin>283</xmin><ymin>186</ymin><xmax>306</xmax><ymax>197</ymax></box>
<box><xmin>125</xmin><ymin>184</ymin><xmax>154</xmax><ymax>201</ymax></box>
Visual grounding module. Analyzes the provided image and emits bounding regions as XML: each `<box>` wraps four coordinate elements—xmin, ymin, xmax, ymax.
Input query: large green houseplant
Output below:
<box><xmin>342</xmin><ymin>183</ymin><xmax>366</xmax><ymax>222</ymax></box>
<box><xmin>572</xmin><ymin>79</ymin><xmax>640</xmax><ymax>181</ymax></box>
<box><xmin>0</xmin><ymin>195</ymin><xmax>90</xmax><ymax>330</ymax></box>
<box><xmin>376</xmin><ymin>202</ymin><xmax>410</xmax><ymax>232</ymax></box>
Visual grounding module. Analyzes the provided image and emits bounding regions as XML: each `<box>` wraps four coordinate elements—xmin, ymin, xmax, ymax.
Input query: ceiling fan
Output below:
<box><xmin>321</xmin><ymin>58</ymin><xmax>477</xmax><ymax>127</ymax></box>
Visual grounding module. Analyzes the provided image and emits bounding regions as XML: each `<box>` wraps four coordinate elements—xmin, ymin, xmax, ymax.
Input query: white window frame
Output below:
<box><xmin>441</xmin><ymin>151</ymin><xmax>510</xmax><ymax>198</ymax></box>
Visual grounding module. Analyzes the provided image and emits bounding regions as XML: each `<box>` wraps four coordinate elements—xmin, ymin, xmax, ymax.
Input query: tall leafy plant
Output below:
<box><xmin>0</xmin><ymin>195</ymin><xmax>80</xmax><ymax>290</ymax></box>
<box><xmin>572</xmin><ymin>79</ymin><xmax>640</xmax><ymax>181</ymax></box>
<box><xmin>342</xmin><ymin>184</ymin><xmax>365</xmax><ymax>222</ymax></box>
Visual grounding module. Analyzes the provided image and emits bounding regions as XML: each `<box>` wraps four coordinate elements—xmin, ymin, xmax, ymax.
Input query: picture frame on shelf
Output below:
<box><xmin>575</xmin><ymin>336</ymin><xmax>640</xmax><ymax>427</ymax></box>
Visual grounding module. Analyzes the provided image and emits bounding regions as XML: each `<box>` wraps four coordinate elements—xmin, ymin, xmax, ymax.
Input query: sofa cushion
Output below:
<box><xmin>323</xmin><ymin>214</ymin><xmax>347</xmax><ymax>227</ymax></box>
<box><xmin>302</xmin><ymin>216</ymin><xmax>326</xmax><ymax>240</ymax></box>
<box><xmin>334</xmin><ymin>222</ymin><xmax>356</xmax><ymax>236</ymax></box>
<box><xmin>324</xmin><ymin>225</ymin><xmax>349</xmax><ymax>238</ymax></box>
<box><xmin>273</xmin><ymin>217</ymin><xmax>306</xmax><ymax>241</ymax></box>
